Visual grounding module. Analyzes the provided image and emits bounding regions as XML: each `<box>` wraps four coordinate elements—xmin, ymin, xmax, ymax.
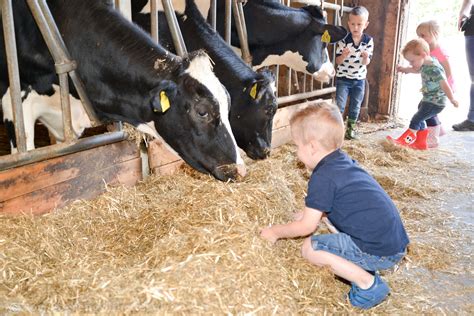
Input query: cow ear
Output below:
<box><xmin>321</xmin><ymin>25</ymin><xmax>348</xmax><ymax>43</ymax></box>
<box><xmin>150</xmin><ymin>80</ymin><xmax>177</xmax><ymax>113</ymax></box>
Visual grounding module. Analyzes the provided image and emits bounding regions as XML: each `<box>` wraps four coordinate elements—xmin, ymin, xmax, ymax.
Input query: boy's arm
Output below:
<box><xmin>361</xmin><ymin>51</ymin><xmax>371</xmax><ymax>65</ymax></box>
<box><xmin>440</xmin><ymin>80</ymin><xmax>459</xmax><ymax>107</ymax></box>
<box><xmin>336</xmin><ymin>47</ymin><xmax>350</xmax><ymax>65</ymax></box>
<box><xmin>260</xmin><ymin>206</ymin><xmax>323</xmax><ymax>244</ymax></box>
<box><xmin>361</xmin><ymin>38</ymin><xmax>374</xmax><ymax>66</ymax></box>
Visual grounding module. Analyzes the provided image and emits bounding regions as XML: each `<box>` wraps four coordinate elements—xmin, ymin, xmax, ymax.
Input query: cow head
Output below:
<box><xmin>148</xmin><ymin>51</ymin><xmax>246</xmax><ymax>181</ymax></box>
<box><xmin>229</xmin><ymin>69</ymin><xmax>277</xmax><ymax>160</ymax></box>
<box><xmin>250</xmin><ymin>4</ymin><xmax>347</xmax><ymax>83</ymax></box>
<box><xmin>303</xmin><ymin>6</ymin><xmax>347</xmax><ymax>80</ymax></box>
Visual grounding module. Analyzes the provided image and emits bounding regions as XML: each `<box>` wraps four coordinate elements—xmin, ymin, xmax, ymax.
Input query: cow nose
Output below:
<box><xmin>236</xmin><ymin>163</ymin><xmax>247</xmax><ymax>178</ymax></box>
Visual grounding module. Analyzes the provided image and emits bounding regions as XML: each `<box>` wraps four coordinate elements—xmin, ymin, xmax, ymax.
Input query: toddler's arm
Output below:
<box><xmin>260</xmin><ymin>207</ymin><xmax>323</xmax><ymax>244</ymax></box>
<box><xmin>440</xmin><ymin>80</ymin><xmax>459</xmax><ymax>107</ymax></box>
<box><xmin>396</xmin><ymin>65</ymin><xmax>419</xmax><ymax>74</ymax></box>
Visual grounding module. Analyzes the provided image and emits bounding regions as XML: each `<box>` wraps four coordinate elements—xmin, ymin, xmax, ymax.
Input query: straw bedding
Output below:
<box><xmin>0</xmin><ymin>131</ymin><xmax>472</xmax><ymax>314</ymax></box>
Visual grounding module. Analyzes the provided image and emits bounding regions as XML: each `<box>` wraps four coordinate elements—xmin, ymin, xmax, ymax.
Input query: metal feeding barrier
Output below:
<box><xmin>0</xmin><ymin>0</ymin><xmax>351</xmax><ymax>171</ymax></box>
<box><xmin>276</xmin><ymin>0</ymin><xmax>352</xmax><ymax>105</ymax></box>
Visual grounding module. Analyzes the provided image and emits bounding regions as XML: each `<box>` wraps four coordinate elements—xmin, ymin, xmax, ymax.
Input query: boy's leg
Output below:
<box><xmin>302</xmin><ymin>237</ymin><xmax>374</xmax><ymax>288</ymax></box>
<box><xmin>409</xmin><ymin>101</ymin><xmax>444</xmax><ymax>131</ymax></box>
<box><xmin>302</xmin><ymin>233</ymin><xmax>401</xmax><ymax>309</ymax></box>
<box><xmin>345</xmin><ymin>80</ymin><xmax>365</xmax><ymax>140</ymax></box>
<box><xmin>347</xmin><ymin>79</ymin><xmax>365</xmax><ymax>122</ymax></box>
<box><xmin>335</xmin><ymin>79</ymin><xmax>351</xmax><ymax>115</ymax></box>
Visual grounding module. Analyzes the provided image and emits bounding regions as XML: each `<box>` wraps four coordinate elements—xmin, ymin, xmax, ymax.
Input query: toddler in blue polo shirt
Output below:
<box><xmin>260</xmin><ymin>102</ymin><xmax>409</xmax><ymax>309</ymax></box>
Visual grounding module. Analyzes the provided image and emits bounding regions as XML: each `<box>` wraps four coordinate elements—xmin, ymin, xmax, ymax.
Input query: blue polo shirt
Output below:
<box><xmin>305</xmin><ymin>149</ymin><xmax>409</xmax><ymax>256</ymax></box>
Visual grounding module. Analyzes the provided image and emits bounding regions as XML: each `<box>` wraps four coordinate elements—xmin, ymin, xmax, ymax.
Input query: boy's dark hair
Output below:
<box><xmin>350</xmin><ymin>6</ymin><xmax>369</xmax><ymax>18</ymax></box>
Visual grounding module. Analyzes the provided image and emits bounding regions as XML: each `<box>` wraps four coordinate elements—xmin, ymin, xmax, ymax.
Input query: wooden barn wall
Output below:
<box><xmin>355</xmin><ymin>0</ymin><xmax>405</xmax><ymax>118</ymax></box>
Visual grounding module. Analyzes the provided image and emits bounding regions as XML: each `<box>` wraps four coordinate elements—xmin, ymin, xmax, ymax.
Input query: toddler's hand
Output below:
<box><xmin>361</xmin><ymin>51</ymin><xmax>369</xmax><ymax>59</ymax></box>
<box><xmin>260</xmin><ymin>226</ymin><xmax>278</xmax><ymax>244</ymax></box>
<box><xmin>451</xmin><ymin>99</ymin><xmax>459</xmax><ymax>108</ymax></box>
<box><xmin>396</xmin><ymin>65</ymin><xmax>407</xmax><ymax>73</ymax></box>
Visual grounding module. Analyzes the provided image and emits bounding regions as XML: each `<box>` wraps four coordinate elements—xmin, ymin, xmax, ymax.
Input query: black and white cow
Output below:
<box><xmin>133</xmin><ymin>0</ymin><xmax>348</xmax><ymax>82</ymax></box>
<box><xmin>0</xmin><ymin>0</ymin><xmax>245</xmax><ymax>181</ymax></box>
<box><xmin>133</xmin><ymin>0</ymin><xmax>278</xmax><ymax>160</ymax></box>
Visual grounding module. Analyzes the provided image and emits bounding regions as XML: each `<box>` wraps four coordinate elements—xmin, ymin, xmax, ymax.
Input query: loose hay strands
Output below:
<box><xmin>0</xmin><ymin>133</ymin><xmax>472</xmax><ymax>314</ymax></box>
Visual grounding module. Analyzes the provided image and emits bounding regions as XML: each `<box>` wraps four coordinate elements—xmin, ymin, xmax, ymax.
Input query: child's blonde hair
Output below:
<box><xmin>416</xmin><ymin>20</ymin><xmax>440</xmax><ymax>39</ymax></box>
<box><xmin>349</xmin><ymin>6</ymin><xmax>369</xmax><ymax>19</ymax></box>
<box><xmin>401</xmin><ymin>38</ymin><xmax>430</xmax><ymax>57</ymax></box>
<box><xmin>290</xmin><ymin>102</ymin><xmax>344</xmax><ymax>151</ymax></box>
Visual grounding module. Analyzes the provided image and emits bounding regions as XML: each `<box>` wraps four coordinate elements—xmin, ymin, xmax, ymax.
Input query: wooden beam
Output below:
<box><xmin>0</xmin><ymin>140</ymin><xmax>141</xmax><ymax>215</ymax></box>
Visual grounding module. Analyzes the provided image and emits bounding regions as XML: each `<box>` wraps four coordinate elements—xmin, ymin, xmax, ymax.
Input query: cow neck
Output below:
<box><xmin>180</xmin><ymin>5</ymin><xmax>256</xmax><ymax>85</ymax></box>
<box><xmin>241</xmin><ymin>1</ymin><xmax>314</xmax><ymax>45</ymax></box>
<box><xmin>52</xmin><ymin>0</ymin><xmax>181</xmax><ymax>86</ymax></box>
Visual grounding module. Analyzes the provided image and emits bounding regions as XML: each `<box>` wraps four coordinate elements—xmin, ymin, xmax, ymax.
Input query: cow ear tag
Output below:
<box><xmin>249</xmin><ymin>83</ymin><xmax>258</xmax><ymax>99</ymax></box>
<box><xmin>159</xmin><ymin>91</ymin><xmax>170</xmax><ymax>113</ymax></box>
<box><xmin>322</xmin><ymin>30</ymin><xmax>331</xmax><ymax>43</ymax></box>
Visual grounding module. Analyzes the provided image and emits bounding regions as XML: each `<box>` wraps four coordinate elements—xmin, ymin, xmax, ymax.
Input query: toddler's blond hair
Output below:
<box><xmin>401</xmin><ymin>38</ymin><xmax>430</xmax><ymax>57</ymax></box>
<box><xmin>290</xmin><ymin>102</ymin><xmax>344</xmax><ymax>151</ymax></box>
<box><xmin>416</xmin><ymin>20</ymin><xmax>440</xmax><ymax>39</ymax></box>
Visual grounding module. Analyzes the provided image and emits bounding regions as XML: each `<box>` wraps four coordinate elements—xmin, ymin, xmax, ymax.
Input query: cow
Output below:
<box><xmin>0</xmin><ymin>0</ymin><xmax>245</xmax><ymax>181</ymax></box>
<box><xmin>133</xmin><ymin>0</ymin><xmax>278</xmax><ymax>160</ymax></box>
<box><xmin>132</xmin><ymin>0</ymin><xmax>348</xmax><ymax>82</ymax></box>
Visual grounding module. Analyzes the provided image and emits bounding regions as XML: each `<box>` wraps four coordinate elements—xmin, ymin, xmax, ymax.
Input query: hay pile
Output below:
<box><xmin>0</xmin><ymin>133</ymin><xmax>472</xmax><ymax>314</ymax></box>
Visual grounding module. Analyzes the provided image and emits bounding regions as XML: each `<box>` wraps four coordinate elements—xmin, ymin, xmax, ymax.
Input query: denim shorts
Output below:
<box><xmin>311</xmin><ymin>233</ymin><xmax>406</xmax><ymax>272</ymax></box>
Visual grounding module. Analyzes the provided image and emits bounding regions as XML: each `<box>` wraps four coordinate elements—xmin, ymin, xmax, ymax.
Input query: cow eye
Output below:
<box><xmin>198</xmin><ymin>110</ymin><xmax>208</xmax><ymax>118</ymax></box>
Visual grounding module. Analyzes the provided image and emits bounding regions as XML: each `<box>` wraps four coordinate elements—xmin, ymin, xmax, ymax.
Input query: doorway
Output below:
<box><xmin>397</xmin><ymin>0</ymin><xmax>470</xmax><ymax>127</ymax></box>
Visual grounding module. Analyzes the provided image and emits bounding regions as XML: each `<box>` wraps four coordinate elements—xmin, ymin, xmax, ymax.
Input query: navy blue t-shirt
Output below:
<box><xmin>305</xmin><ymin>149</ymin><xmax>409</xmax><ymax>256</ymax></box>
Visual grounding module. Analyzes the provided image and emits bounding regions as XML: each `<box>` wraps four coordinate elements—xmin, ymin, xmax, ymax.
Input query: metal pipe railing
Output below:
<box><xmin>210</xmin><ymin>0</ymin><xmax>217</xmax><ymax>31</ymax></box>
<box><xmin>277</xmin><ymin>87</ymin><xmax>336</xmax><ymax>104</ymax></box>
<box><xmin>150</xmin><ymin>0</ymin><xmax>159</xmax><ymax>43</ymax></box>
<box><xmin>0</xmin><ymin>131</ymin><xmax>127</xmax><ymax>171</ymax></box>
<box><xmin>232</xmin><ymin>0</ymin><xmax>251</xmax><ymax>65</ymax></box>
<box><xmin>161</xmin><ymin>0</ymin><xmax>187</xmax><ymax>56</ymax></box>
<box><xmin>1</xmin><ymin>0</ymin><xmax>27</xmax><ymax>153</ymax></box>
<box><xmin>224</xmin><ymin>0</ymin><xmax>232</xmax><ymax>44</ymax></box>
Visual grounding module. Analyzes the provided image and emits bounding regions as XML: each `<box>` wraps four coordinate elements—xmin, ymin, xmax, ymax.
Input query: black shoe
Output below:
<box><xmin>452</xmin><ymin>120</ymin><xmax>474</xmax><ymax>131</ymax></box>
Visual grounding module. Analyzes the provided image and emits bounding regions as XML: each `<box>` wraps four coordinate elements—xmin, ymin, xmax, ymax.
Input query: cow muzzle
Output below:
<box><xmin>214</xmin><ymin>163</ymin><xmax>247</xmax><ymax>181</ymax></box>
<box><xmin>312</xmin><ymin>62</ymin><xmax>336</xmax><ymax>83</ymax></box>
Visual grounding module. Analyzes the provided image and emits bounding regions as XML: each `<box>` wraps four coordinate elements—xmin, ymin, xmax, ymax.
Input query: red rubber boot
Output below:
<box><xmin>386</xmin><ymin>129</ymin><xmax>416</xmax><ymax>146</ymax></box>
<box><xmin>409</xmin><ymin>129</ymin><xmax>429</xmax><ymax>150</ymax></box>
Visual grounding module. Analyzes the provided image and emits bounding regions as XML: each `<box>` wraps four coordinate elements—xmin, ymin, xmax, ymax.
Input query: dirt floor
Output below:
<box><xmin>0</xmin><ymin>123</ymin><xmax>473</xmax><ymax>314</ymax></box>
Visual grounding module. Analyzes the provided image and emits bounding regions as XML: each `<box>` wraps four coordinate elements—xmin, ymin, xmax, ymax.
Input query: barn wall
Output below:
<box><xmin>358</xmin><ymin>0</ymin><xmax>405</xmax><ymax>118</ymax></box>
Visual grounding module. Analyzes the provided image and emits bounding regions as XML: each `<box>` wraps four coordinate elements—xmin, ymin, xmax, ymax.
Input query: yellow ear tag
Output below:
<box><xmin>250</xmin><ymin>83</ymin><xmax>257</xmax><ymax>99</ymax></box>
<box><xmin>160</xmin><ymin>91</ymin><xmax>170</xmax><ymax>112</ymax></box>
<box><xmin>321</xmin><ymin>30</ymin><xmax>331</xmax><ymax>44</ymax></box>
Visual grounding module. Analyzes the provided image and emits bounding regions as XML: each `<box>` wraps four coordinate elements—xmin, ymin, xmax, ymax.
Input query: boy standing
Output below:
<box><xmin>260</xmin><ymin>103</ymin><xmax>409</xmax><ymax>309</ymax></box>
<box><xmin>335</xmin><ymin>6</ymin><xmax>373</xmax><ymax>140</ymax></box>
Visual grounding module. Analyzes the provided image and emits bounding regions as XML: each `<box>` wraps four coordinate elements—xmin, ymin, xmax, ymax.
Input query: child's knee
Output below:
<box><xmin>301</xmin><ymin>237</ymin><xmax>313</xmax><ymax>259</ymax></box>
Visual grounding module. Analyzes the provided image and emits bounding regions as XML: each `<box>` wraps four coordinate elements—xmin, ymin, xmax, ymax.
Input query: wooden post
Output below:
<box><xmin>360</xmin><ymin>0</ymin><xmax>404</xmax><ymax>118</ymax></box>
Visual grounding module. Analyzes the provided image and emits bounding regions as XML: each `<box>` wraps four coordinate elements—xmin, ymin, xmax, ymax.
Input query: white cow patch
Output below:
<box><xmin>185</xmin><ymin>54</ymin><xmax>244</xmax><ymax>167</ymax></box>
<box><xmin>253</xmin><ymin>50</ymin><xmax>335</xmax><ymax>83</ymax></box>
<box><xmin>1</xmin><ymin>85</ymin><xmax>91</xmax><ymax>152</ymax></box>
